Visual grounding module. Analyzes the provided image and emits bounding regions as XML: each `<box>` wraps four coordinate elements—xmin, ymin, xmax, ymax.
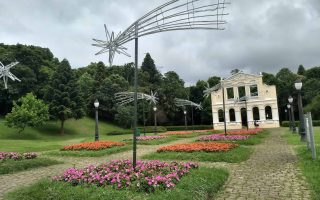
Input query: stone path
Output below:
<box><xmin>216</xmin><ymin>128</ymin><xmax>311</xmax><ymax>200</ymax></box>
<box><xmin>0</xmin><ymin>137</ymin><xmax>195</xmax><ymax>199</ymax></box>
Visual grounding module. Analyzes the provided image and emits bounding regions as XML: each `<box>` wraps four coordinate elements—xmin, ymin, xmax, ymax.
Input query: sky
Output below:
<box><xmin>0</xmin><ymin>0</ymin><xmax>319</xmax><ymax>86</ymax></box>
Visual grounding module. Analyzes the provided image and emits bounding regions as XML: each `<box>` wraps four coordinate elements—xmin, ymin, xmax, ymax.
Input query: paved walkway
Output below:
<box><xmin>0</xmin><ymin>137</ymin><xmax>195</xmax><ymax>199</ymax></box>
<box><xmin>216</xmin><ymin>128</ymin><xmax>311</xmax><ymax>200</ymax></box>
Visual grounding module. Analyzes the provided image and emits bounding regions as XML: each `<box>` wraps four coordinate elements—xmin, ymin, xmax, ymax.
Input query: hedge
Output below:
<box><xmin>281</xmin><ymin>120</ymin><xmax>320</xmax><ymax>127</ymax></box>
<box><xmin>106</xmin><ymin>126</ymin><xmax>167</xmax><ymax>135</ymax></box>
<box><xmin>165</xmin><ymin>125</ymin><xmax>213</xmax><ymax>131</ymax></box>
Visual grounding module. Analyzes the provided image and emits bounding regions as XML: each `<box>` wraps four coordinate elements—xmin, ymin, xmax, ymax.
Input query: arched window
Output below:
<box><xmin>229</xmin><ymin>109</ymin><xmax>236</xmax><ymax>122</ymax></box>
<box><xmin>218</xmin><ymin>109</ymin><xmax>224</xmax><ymax>122</ymax></box>
<box><xmin>252</xmin><ymin>107</ymin><xmax>260</xmax><ymax>120</ymax></box>
<box><xmin>265</xmin><ymin>106</ymin><xmax>272</xmax><ymax>119</ymax></box>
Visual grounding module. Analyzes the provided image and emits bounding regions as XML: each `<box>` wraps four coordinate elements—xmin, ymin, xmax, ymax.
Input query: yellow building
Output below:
<box><xmin>211</xmin><ymin>71</ymin><xmax>280</xmax><ymax>130</ymax></box>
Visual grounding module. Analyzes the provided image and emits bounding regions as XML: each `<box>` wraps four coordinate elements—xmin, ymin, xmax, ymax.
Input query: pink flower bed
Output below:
<box><xmin>136</xmin><ymin>136</ymin><xmax>167</xmax><ymax>141</ymax></box>
<box><xmin>0</xmin><ymin>152</ymin><xmax>37</xmax><ymax>161</ymax></box>
<box><xmin>226</xmin><ymin>128</ymin><xmax>263</xmax><ymax>135</ymax></box>
<box><xmin>198</xmin><ymin>134</ymin><xmax>249</xmax><ymax>141</ymax></box>
<box><xmin>53</xmin><ymin>159</ymin><xmax>198</xmax><ymax>192</ymax></box>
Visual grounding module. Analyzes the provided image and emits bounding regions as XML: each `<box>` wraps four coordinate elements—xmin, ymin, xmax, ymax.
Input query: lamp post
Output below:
<box><xmin>295</xmin><ymin>80</ymin><xmax>306</xmax><ymax>141</ymax></box>
<box><xmin>184</xmin><ymin>110</ymin><xmax>187</xmax><ymax>131</ymax></box>
<box><xmin>285</xmin><ymin>109</ymin><xmax>288</xmax><ymax>121</ymax></box>
<box><xmin>153</xmin><ymin>106</ymin><xmax>157</xmax><ymax>135</ymax></box>
<box><xmin>94</xmin><ymin>99</ymin><xmax>100</xmax><ymax>141</ymax></box>
<box><xmin>287</xmin><ymin>104</ymin><xmax>292</xmax><ymax>131</ymax></box>
<box><xmin>288</xmin><ymin>96</ymin><xmax>296</xmax><ymax>133</ymax></box>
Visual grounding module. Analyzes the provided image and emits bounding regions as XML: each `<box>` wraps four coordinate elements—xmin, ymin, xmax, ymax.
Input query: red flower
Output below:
<box><xmin>157</xmin><ymin>142</ymin><xmax>238</xmax><ymax>152</ymax></box>
<box><xmin>62</xmin><ymin>141</ymin><xmax>125</xmax><ymax>151</ymax></box>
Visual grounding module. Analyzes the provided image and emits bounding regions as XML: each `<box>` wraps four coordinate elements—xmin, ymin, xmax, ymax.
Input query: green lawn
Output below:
<box><xmin>0</xmin><ymin>158</ymin><xmax>62</xmax><ymax>175</ymax></box>
<box><xmin>0</xmin><ymin>117</ymin><xmax>131</xmax><ymax>152</ymax></box>
<box><xmin>5</xmin><ymin>167</ymin><xmax>228</xmax><ymax>200</ymax></box>
<box><xmin>142</xmin><ymin>146</ymin><xmax>253</xmax><ymax>163</ymax></box>
<box><xmin>282</xmin><ymin>127</ymin><xmax>320</xmax><ymax>200</ymax></box>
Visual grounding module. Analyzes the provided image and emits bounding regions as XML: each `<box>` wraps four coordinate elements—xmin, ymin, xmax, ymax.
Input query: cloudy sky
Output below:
<box><xmin>0</xmin><ymin>0</ymin><xmax>319</xmax><ymax>85</ymax></box>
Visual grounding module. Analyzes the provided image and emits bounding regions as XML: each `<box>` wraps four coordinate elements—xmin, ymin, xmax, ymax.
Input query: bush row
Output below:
<box><xmin>281</xmin><ymin>120</ymin><xmax>320</xmax><ymax>127</ymax></box>
<box><xmin>164</xmin><ymin>125</ymin><xmax>213</xmax><ymax>131</ymax></box>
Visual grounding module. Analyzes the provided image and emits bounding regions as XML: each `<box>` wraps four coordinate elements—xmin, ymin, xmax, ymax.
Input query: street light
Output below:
<box><xmin>295</xmin><ymin>79</ymin><xmax>306</xmax><ymax>141</ymax></box>
<box><xmin>183</xmin><ymin>110</ymin><xmax>187</xmax><ymax>131</ymax></box>
<box><xmin>285</xmin><ymin>109</ymin><xmax>287</xmax><ymax>120</ymax></box>
<box><xmin>94</xmin><ymin>99</ymin><xmax>99</xmax><ymax>141</ymax></box>
<box><xmin>153</xmin><ymin>106</ymin><xmax>157</xmax><ymax>135</ymax></box>
<box><xmin>288</xmin><ymin>96</ymin><xmax>296</xmax><ymax>133</ymax></box>
<box><xmin>287</xmin><ymin>104</ymin><xmax>292</xmax><ymax>131</ymax></box>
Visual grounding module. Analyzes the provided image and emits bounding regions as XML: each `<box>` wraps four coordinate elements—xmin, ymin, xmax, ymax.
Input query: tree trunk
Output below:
<box><xmin>60</xmin><ymin>120</ymin><xmax>65</xmax><ymax>135</ymax></box>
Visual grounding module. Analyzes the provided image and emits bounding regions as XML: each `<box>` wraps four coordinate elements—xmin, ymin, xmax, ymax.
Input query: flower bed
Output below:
<box><xmin>198</xmin><ymin>134</ymin><xmax>249</xmax><ymax>141</ymax></box>
<box><xmin>157</xmin><ymin>142</ymin><xmax>238</xmax><ymax>153</ymax></box>
<box><xmin>161</xmin><ymin>131</ymin><xmax>194</xmax><ymax>136</ymax></box>
<box><xmin>52</xmin><ymin>159</ymin><xmax>198</xmax><ymax>193</ymax></box>
<box><xmin>62</xmin><ymin>141</ymin><xmax>125</xmax><ymax>151</ymax></box>
<box><xmin>226</xmin><ymin>129</ymin><xmax>263</xmax><ymax>135</ymax></box>
<box><xmin>0</xmin><ymin>152</ymin><xmax>37</xmax><ymax>161</ymax></box>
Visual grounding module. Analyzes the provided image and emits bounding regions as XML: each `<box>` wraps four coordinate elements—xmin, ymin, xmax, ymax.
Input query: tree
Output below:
<box><xmin>5</xmin><ymin>93</ymin><xmax>49</xmax><ymax>133</ymax></box>
<box><xmin>207</xmin><ymin>76</ymin><xmax>220</xmax><ymax>87</ymax></box>
<box><xmin>141</xmin><ymin>53</ymin><xmax>162</xmax><ymax>86</ymax></box>
<box><xmin>115</xmin><ymin>106</ymin><xmax>134</xmax><ymax>128</ymax></box>
<box><xmin>297</xmin><ymin>64</ymin><xmax>306</xmax><ymax>76</ymax></box>
<box><xmin>230</xmin><ymin>69</ymin><xmax>240</xmax><ymax>75</ymax></box>
<box><xmin>45</xmin><ymin>59</ymin><xmax>85</xmax><ymax>134</ymax></box>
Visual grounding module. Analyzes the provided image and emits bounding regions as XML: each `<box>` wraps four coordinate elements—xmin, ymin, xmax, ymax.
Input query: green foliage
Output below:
<box><xmin>0</xmin><ymin>158</ymin><xmax>61</xmax><ymax>175</ymax></box>
<box><xmin>305</xmin><ymin>94</ymin><xmax>320</xmax><ymax>120</ymax></box>
<box><xmin>137</xmin><ymin>126</ymin><xmax>167</xmax><ymax>133</ymax></box>
<box><xmin>5</xmin><ymin>93</ymin><xmax>49</xmax><ymax>133</ymax></box>
<box><xmin>45</xmin><ymin>59</ymin><xmax>85</xmax><ymax>134</ymax></box>
<box><xmin>141</xmin><ymin>53</ymin><xmax>162</xmax><ymax>87</ymax></box>
<box><xmin>165</xmin><ymin>125</ymin><xmax>213</xmax><ymax>131</ymax></box>
<box><xmin>115</xmin><ymin>106</ymin><xmax>134</xmax><ymax>128</ymax></box>
<box><xmin>297</xmin><ymin>64</ymin><xmax>306</xmax><ymax>75</ymax></box>
<box><xmin>5</xmin><ymin>167</ymin><xmax>228</xmax><ymax>200</ymax></box>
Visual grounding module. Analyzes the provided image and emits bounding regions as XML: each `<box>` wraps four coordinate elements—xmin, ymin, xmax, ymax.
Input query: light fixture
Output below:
<box><xmin>288</xmin><ymin>96</ymin><xmax>293</xmax><ymax>104</ymax></box>
<box><xmin>153</xmin><ymin>106</ymin><xmax>157</xmax><ymax>112</ymax></box>
<box><xmin>287</xmin><ymin>104</ymin><xmax>291</xmax><ymax>109</ymax></box>
<box><xmin>183</xmin><ymin>110</ymin><xmax>187</xmax><ymax>115</ymax></box>
<box><xmin>295</xmin><ymin>79</ymin><xmax>303</xmax><ymax>90</ymax></box>
<box><xmin>94</xmin><ymin>99</ymin><xmax>99</xmax><ymax>108</ymax></box>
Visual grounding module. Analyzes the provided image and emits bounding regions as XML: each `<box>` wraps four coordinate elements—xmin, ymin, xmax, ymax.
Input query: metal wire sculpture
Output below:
<box><xmin>203</xmin><ymin>82</ymin><xmax>221</xmax><ymax>98</ymax></box>
<box><xmin>92</xmin><ymin>0</ymin><xmax>229</xmax><ymax>66</ymax></box>
<box><xmin>115</xmin><ymin>91</ymin><xmax>158</xmax><ymax>106</ymax></box>
<box><xmin>174</xmin><ymin>98</ymin><xmax>202</xmax><ymax>110</ymax></box>
<box><xmin>0</xmin><ymin>61</ymin><xmax>21</xmax><ymax>89</ymax></box>
<box><xmin>93</xmin><ymin>0</ymin><xmax>229</xmax><ymax>167</ymax></box>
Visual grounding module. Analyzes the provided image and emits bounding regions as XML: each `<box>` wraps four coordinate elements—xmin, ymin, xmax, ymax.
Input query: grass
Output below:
<box><xmin>0</xmin><ymin>158</ymin><xmax>62</xmax><ymax>175</ymax></box>
<box><xmin>282</xmin><ymin>127</ymin><xmax>320</xmax><ymax>200</ymax></box>
<box><xmin>142</xmin><ymin>146</ymin><xmax>253</xmax><ymax>163</ymax></box>
<box><xmin>5</xmin><ymin>167</ymin><xmax>228</xmax><ymax>200</ymax></box>
<box><xmin>0</xmin><ymin>117</ymin><xmax>132</xmax><ymax>152</ymax></box>
<box><xmin>43</xmin><ymin>145</ymin><xmax>132</xmax><ymax>157</ymax></box>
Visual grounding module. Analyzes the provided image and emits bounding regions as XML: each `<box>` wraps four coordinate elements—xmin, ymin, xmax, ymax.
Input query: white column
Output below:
<box><xmin>272</xmin><ymin>107</ymin><xmax>279</xmax><ymax>120</ymax></box>
<box><xmin>235</xmin><ymin>108</ymin><xmax>241</xmax><ymax>123</ymax></box>
<box><xmin>247</xmin><ymin>108</ymin><xmax>253</xmax><ymax>122</ymax></box>
<box><xmin>260</xmin><ymin>107</ymin><xmax>266</xmax><ymax>121</ymax></box>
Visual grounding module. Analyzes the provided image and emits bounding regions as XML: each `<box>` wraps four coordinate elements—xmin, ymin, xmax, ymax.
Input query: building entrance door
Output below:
<box><xmin>241</xmin><ymin>108</ymin><xmax>248</xmax><ymax>128</ymax></box>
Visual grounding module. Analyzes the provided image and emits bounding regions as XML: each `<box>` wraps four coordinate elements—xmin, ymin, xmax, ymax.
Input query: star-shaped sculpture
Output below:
<box><xmin>92</xmin><ymin>24</ymin><xmax>130</xmax><ymax>66</ymax></box>
<box><xmin>0</xmin><ymin>61</ymin><xmax>21</xmax><ymax>89</ymax></box>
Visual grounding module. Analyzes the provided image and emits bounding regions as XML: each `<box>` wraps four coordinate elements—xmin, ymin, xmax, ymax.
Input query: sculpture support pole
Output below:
<box><xmin>297</xmin><ymin>91</ymin><xmax>306</xmax><ymax>141</ymax></box>
<box><xmin>290</xmin><ymin>103</ymin><xmax>296</xmax><ymax>133</ymax></box>
<box><xmin>222</xmin><ymin>83</ymin><xmax>227</xmax><ymax>136</ymax></box>
<box><xmin>191</xmin><ymin>107</ymin><xmax>194</xmax><ymax>132</ymax></box>
<box><xmin>133</xmin><ymin>23</ymin><xmax>138</xmax><ymax>168</ymax></box>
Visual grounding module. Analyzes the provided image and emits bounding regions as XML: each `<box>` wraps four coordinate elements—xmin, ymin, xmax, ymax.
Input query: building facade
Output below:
<box><xmin>211</xmin><ymin>72</ymin><xmax>280</xmax><ymax>130</ymax></box>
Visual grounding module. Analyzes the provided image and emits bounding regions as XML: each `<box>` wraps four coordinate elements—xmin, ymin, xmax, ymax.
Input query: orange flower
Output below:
<box><xmin>157</xmin><ymin>142</ymin><xmax>238</xmax><ymax>152</ymax></box>
<box><xmin>226</xmin><ymin>128</ymin><xmax>263</xmax><ymax>135</ymax></box>
<box><xmin>62</xmin><ymin>141</ymin><xmax>125</xmax><ymax>151</ymax></box>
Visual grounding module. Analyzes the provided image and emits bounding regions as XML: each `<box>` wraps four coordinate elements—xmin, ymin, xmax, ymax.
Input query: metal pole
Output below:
<box><xmin>297</xmin><ymin>91</ymin><xmax>306</xmax><ymax>141</ymax></box>
<box><xmin>222</xmin><ymin>83</ymin><xmax>227</xmax><ymax>136</ymax></box>
<box><xmin>191</xmin><ymin>106</ymin><xmax>194</xmax><ymax>132</ymax></box>
<box><xmin>154</xmin><ymin>110</ymin><xmax>157</xmax><ymax>135</ymax></box>
<box><xmin>245</xmin><ymin>99</ymin><xmax>249</xmax><ymax>130</ymax></box>
<box><xmin>307</xmin><ymin>112</ymin><xmax>317</xmax><ymax>160</ymax></box>
<box><xmin>184</xmin><ymin>113</ymin><xmax>187</xmax><ymax>131</ymax></box>
<box><xmin>133</xmin><ymin>23</ymin><xmax>138</xmax><ymax>168</ymax></box>
<box><xmin>288</xmin><ymin>108</ymin><xmax>292</xmax><ymax>131</ymax></box>
<box><xmin>290</xmin><ymin>104</ymin><xmax>297</xmax><ymax>133</ymax></box>
<box><xmin>95</xmin><ymin>107</ymin><xmax>99</xmax><ymax>141</ymax></box>
<box><xmin>142</xmin><ymin>101</ymin><xmax>146</xmax><ymax>136</ymax></box>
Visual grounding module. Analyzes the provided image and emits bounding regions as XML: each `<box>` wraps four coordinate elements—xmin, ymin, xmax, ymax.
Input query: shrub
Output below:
<box><xmin>281</xmin><ymin>120</ymin><xmax>320</xmax><ymax>127</ymax></box>
<box><xmin>165</xmin><ymin>125</ymin><xmax>212</xmax><ymax>131</ymax></box>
